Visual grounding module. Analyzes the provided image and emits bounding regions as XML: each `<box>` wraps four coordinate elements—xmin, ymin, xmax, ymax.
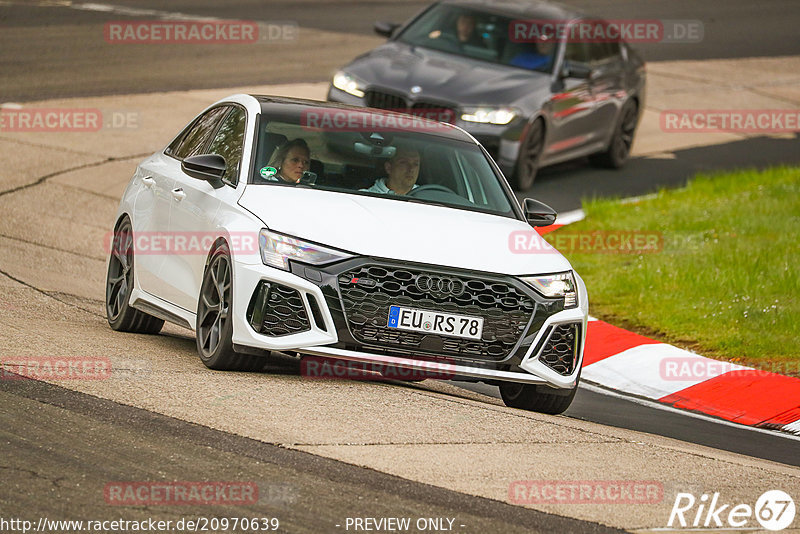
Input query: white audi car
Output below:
<box><xmin>106</xmin><ymin>94</ymin><xmax>588</xmax><ymax>414</ymax></box>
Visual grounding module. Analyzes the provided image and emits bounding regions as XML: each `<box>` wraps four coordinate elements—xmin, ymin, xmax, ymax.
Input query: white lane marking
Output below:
<box><xmin>556</xmin><ymin>208</ymin><xmax>585</xmax><ymax>225</ymax></box>
<box><xmin>73</xmin><ymin>2</ymin><xmax>219</xmax><ymax>21</ymax></box>
<box><xmin>619</xmin><ymin>192</ymin><xmax>659</xmax><ymax>204</ymax></box>
<box><xmin>7</xmin><ymin>1</ymin><xmax>228</xmax><ymax>22</ymax></box>
<box><xmin>784</xmin><ymin>420</ymin><xmax>800</xmax><ymax>435</ymax></box>
<box><xmin>580</xmin><ymin>382</ymin><xmax>800</xmax><ymax>442</ymax></box>
<box><xmin>581</xmin><ymin>343</ymin><xmax>749</xmax><ymax>400</ymax></box>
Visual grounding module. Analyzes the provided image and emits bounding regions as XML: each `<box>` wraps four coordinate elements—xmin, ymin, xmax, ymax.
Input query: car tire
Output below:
<box><xmin>499</xmin><ymin>381</ymin><xmax>577</xmax><ymax>414</ymax></box>
<box><xmin>512</xmin><ymin>118</ymin><xmax>545</xmax><ymax>191</ymax></box>
<box><xmin>105</xmin><ymin>217</ymin><xmax>165</xmax><ymax>334</ymax></box>
<box><xmin>590</xmin><ymin>99</ymin><xmax>638</xmax><ymax>169</ymax></box>
<box><xmin>196</xmin><ymin>241</ymin><xmax>264</xmax><ymax>372</ymax></box>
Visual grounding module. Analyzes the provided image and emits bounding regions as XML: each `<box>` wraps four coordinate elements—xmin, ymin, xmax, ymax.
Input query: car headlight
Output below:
<box><xmin>332</xmin><ymin>71</ymin><xmax>366</xmax><ymax>98</ymax></box>
<box><xmin>521</xmin><ymin>272</ymin><xmax>578</xmax><ymax>308</ymax></box>
<box><xmin>259</xmin><ymin>230</ymin><xmax>353</xmax><ymax>271</ymax></box>
<box><xmin>460</xmin><ymin>107</ymin><xmax>518</xmax><ymax>125</ymax></box>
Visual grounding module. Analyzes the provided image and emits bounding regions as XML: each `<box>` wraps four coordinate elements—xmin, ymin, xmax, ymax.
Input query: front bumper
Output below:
<box><xmin>232</xmin><ymin>255</ymin><xmax>587</xmax><ymax>390</ymax></box>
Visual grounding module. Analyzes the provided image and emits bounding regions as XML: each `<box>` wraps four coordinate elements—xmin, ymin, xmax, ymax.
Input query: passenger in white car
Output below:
<box><xmin>269</xmin><ymin>138</ymin><xmax>311</xmax><ymax>183</ymax></box>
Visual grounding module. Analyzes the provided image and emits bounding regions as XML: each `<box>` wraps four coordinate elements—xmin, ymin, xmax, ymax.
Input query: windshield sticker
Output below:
<box><xmin>259</xmin><ymin>166</ymin><xmax>277</xmax><ymax>178</ymax></box>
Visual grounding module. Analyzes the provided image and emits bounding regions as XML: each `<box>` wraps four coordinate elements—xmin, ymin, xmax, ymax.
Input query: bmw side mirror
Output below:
<box><xmin>182</xmin><ymin>154</ymin><xmax>226</xmax><ymax>183</ymax></box>
<box><xmin>561</xmin><ymin>61</ymin><xmax>593</xmax><ymax>80</ymax></box>
<box><xmin>374</xmin><ymin>21</ymin><xmax>400</xmax><ymax>38</ymax></box>
<box><xmin>523</xmin><ymin>198</ymin><xmax>557</xmax><ymax>227</ymax></box>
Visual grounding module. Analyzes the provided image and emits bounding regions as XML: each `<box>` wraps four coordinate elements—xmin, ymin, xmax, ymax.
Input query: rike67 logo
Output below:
<box><xmin>668</xmin><ymin>490</ymin><xmax>795</xmax><ymax>531</ymax></box>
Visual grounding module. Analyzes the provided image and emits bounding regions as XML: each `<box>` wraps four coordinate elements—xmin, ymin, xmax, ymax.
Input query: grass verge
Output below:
<box><xmin>551</xmin><ymin>166</ymin><xmax>799</xmax><ymax>374</ymax></box>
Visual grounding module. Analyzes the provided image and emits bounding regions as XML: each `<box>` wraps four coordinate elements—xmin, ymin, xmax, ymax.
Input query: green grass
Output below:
<box><xmin>552</xmin><ymin>166</ymin><xmax>800</xmax><ymax>371</ymax></box>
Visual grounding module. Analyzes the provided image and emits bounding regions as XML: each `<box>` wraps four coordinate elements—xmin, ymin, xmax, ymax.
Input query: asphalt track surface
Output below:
<box><xmin>2</xmin><ymin>1</ymin><xmax>800</xmax><ymax>531</ymax></box>
<box><xmin>4</xmin><ymin>0</ymin><xmax>800</xmax><ymax>101</ymax></box>
<box><xmin>0</xmin><ymin>376</ymin><xmax>620</xmax><ymax>533</ymax></box>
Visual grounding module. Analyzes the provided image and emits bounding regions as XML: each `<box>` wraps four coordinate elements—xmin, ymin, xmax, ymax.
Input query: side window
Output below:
<box><xmin>169</xmin><ymin>106</ymin><xmax>229</xmax><ymax>160</ymax></box>
<box><xmin>563</xmin><ymin>40</ymin><xmax>590</xmax><ymax>66</ymax></box>
<box><xmin>588</xmin><ymin>22</ymin><xmax>620</xmax><ymax>63</ymax></box>
<box><xmin>205</xmin><ymin>107</ymin><xmax>247</xmax><ymax>185</ymax></box>
<box><xmin>589</xmin><ymin>42</ymin><xmax>619</xmax><ymax>64</ymax></box>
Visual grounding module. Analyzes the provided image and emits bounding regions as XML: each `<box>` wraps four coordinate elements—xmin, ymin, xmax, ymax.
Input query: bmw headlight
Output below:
<box><xmin>259</xmin><ymin>230</ymin><xmax>353</xmax><ymax>271</ymax></box>
<box><xmin>460</xmin><ymin>107</ymin><xmax>518</xmax><ymax>125</ymax></box>
<box><xmin>521</xmin><ymin>272</ymin><xmax>578</xmax><ymax>308</ymax></box>
<box><xmin>332</xmin><ymin>71</ymin><xmax>366</xmax><ymax>98</ymax></box>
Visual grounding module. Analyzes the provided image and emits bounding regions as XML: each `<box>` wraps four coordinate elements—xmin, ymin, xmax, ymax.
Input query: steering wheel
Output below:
<box><xmin>407</xmin><ymin>184</ymin><xmax>458</xmax><ymax>197</ymax></box>
<box><xmin>427</xmin><ymin>31</ymin><xmax>461</xmax><ymax>52</ymax></box>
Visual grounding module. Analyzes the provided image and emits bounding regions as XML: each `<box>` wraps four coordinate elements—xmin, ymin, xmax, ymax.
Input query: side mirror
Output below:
<box><xmin>374</xmin><ymin>21</ymin><xmax>400</xmax><ymax>38</ymax></box>
<box><xmin>181</xmin><ymin>154</ymin><xmax>226</xmax><ymax>183</ymax></box>
<box><xmin>523</xmin><ymin>198</ymin><xmax>557</xmax><ymax>227</ymax></box>
<box><xmin>560</xmin><ymin>61</ymin><xmax>593</xmax><ymax>80</ymax></box>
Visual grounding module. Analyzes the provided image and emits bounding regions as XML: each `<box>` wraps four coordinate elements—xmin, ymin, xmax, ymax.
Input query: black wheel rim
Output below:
<box><xmin>613</xmin><ymin>104</ymin><xmax>638</xmax><ymax>162</ymax></box>
<box><xmin>197</xmin><ymin>251</ymin><xmax>231</xmax><ymax>357</ymax></box>
<box><xmin>519</xmin><ymin>121</ymin><xmax>544</xmax><ymax>188</ymax></box>
<box><xmin>106</xmin><ymin>222</ymin><xmax>133</xmax><ymax>321</ymax></box>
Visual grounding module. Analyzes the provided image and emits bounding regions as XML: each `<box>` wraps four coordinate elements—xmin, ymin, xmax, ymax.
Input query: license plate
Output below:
<box><xmin>387</xmin><ymin>306</ymin><xmax>484</xmax><ymax>340</ymax></box>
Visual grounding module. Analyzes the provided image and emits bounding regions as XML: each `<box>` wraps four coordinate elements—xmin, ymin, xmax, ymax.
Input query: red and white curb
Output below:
<box><xmin>538</xmin><ymin>209</ymin><xmax>800</xmax><ymax>435</ymax></box>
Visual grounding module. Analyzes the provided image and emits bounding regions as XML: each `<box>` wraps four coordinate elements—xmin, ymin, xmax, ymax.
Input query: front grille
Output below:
<box><xmin>365</xmin><ymin>90</ymin><xmax>407</xmax><ymax>110</ymax></box>
<box><xmin>248</xmin><ymin>282</ymin><xmax>310</xmax><ymax>337</ymax></box>
<box><xmin>365</xmin><ymin>90</ymin><xmax>456</xmax><ymax>124</ymax></box>
<box><xmin>538</xmin><ymin>323</ymin><xmax>580</xmax><ymax>375</ymax></box>
<box><xmin>337</xmin><ymin>265</ymin><xmax>536</xmax><ymax>361</ymax></box>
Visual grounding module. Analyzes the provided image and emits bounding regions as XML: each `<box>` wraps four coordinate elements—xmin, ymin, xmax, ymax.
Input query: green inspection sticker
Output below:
<box><xmin>259</xmin><ymin>166</ymin><xmax>277</xmax><ymax>178</ymax></box>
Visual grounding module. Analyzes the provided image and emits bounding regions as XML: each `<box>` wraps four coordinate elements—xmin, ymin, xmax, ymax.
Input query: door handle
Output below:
<box><xmin>171</xmin><ymin>188</ymin><xmax>186</xmax><ymax>201</ymax></box>
<box><xmin>141</xmin><ymin>176</ymin><xmax>155</xmax><ymax>188</ymax></box>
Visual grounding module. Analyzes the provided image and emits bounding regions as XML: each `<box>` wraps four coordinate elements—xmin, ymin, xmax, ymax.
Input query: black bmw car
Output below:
<box><xmin>327</xmin><ymin>0</ymin><xmax>646</xmax><ymax>190</ymax></box>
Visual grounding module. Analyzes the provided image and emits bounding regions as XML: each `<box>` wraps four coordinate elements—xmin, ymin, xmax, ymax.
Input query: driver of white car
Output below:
<box><xmin>361</xmin><ymin>144</ymin><xmax>421</xmax><ymax>195</ymax></box>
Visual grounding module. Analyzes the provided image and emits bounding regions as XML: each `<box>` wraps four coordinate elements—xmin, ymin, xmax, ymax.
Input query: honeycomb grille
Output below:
<box><xmin>338</xmin><ymin>265</ymin><xmax>535</xmax><ymax>360</ymax></box>
<box><xmin>261</xmin><ymin>284</ymin><xmax>310</xmax><ymax>336</ymax></box>
<box><xmin>539</xmin><ymin>323</ymin><xmax>580</xmax><ymax>375</ymax></box>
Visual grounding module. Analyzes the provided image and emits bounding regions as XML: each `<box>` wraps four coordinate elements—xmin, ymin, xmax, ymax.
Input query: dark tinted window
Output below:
<box><xmin>564</xmin><ymin>41</ymin><xmax>590</xmax><ymax>65</ymax></box>
<box><xmin>169</xmin><ymin>106</ymin><xmax>229</xmax><ymax>160</ymax></box>
<box><xmin>206</xmin><ymin>107</ymin><xmax>247</xmax><ymax>185</ymax></box>
<box><xmin>396</xmin><ymin>4</ymin><xmax>557</xmax><ymax>73</ymax></box>
<box><xmin>589</xmin><ymin>38</ymin><xmax>620</xmax><ymax>63</ymax></box>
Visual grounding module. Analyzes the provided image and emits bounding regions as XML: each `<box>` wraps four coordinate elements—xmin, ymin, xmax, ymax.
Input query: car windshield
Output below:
<box><xmin>250</xmin><ymin>109</ymin><xmax>518</xmax><ymax>218</ymax></box>
<box><xmin>396</xmin><ymin>4</ymin><xmax>557</xmax><ymax>74</ymax></box>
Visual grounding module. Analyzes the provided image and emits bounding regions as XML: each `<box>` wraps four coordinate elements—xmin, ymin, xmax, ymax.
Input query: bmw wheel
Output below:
<box><xmin>512</xmin><ymin>118</ymin><xmax>544</xmax><ymax>191</ymax></box>
<box><xmin>590</xmin><ymin>99</ymin><xmax>638</xmax><ymax>169</ymax></box>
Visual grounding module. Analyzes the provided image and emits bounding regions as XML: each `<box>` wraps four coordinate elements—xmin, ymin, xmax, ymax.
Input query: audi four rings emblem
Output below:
<box><xmin>416</xmin><ymin>275</ymin><xmax>465</xmax><ymax>297</ymax></box>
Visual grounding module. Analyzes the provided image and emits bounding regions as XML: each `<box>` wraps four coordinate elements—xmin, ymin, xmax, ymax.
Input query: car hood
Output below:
<box><xmin>239</xmin><ymin>186</ymin><xmax>571</xmax><ymax>276</ymax></box>
<box><xmin>344</xmin><ymin>41</ymin><xmax>551</xmax><ymax>105</ymax></box>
